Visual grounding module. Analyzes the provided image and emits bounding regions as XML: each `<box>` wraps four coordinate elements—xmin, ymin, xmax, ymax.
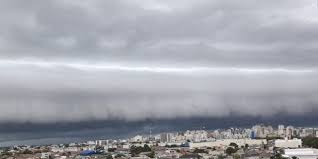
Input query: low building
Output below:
<box><xmin>189</xmin><ymin>139</ymin><xmax>266</xmax><ymax>149</ymax></box>
<box><xmin>158</xmin><ymin>142</ymin><xmax>183</xmax><ymax>147</ymax></box>
<box><xmin>40</xmin><ymin>152</ymin><xmax>51</xmax><ymax>159</ymax></box>
<box><xmin>51</xmin><ymin>146</ymin><xmax>64</xmax><ymax>152</ymax></box>
<box><xmin>131</xmin><ymin>135</ymin><xmax>143</xmax><ymax>142</ymax></box>
<box><xmin>65</xmin><ymin>146</ymin><xmax>79</xmax><ymax>152</ymax></box>
<box><xmin>274</xmin><ymin>138</ymin><xmax>302</xmax><ymax>148</ymax></box>
<box><xmin>283</xmin><ymin>148</ymin><xmax>318</xmax><ymax>159</ymax></box>
<box><xmin>160</xmin><ymin>149</ymin><xmax>181</xmax><ymax>158</ymax></box>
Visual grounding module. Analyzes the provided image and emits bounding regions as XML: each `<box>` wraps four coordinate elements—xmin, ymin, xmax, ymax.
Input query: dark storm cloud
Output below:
<box><xmin>1</xmin><ymin>0</ymin><xmax>318</xmax><ymax>67</ymax></box>
<box><xmin>0</xmin><ymin>0</ymin><xmax>318</xmax><ymax>122</ymax></box>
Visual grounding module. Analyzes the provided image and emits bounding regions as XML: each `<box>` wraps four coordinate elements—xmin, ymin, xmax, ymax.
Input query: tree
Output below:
<box><xmin>130</xmin><ymin>145</ymin><xmax>143</xmax><ymax>156</ymax></box>
<box><xmin>106</xmin><ymin>154</ymin><xmax>113</xmax><ymax>159</ymax></box>
<box><xmin>143</xmin><ymin>144</ymin><xmax>151</xmax><ymax>152</ymax></box>
<box><xmin>233</xmin><ymin>154</ymin><xmax>241</xmax><ymax>159</ymax></box>
<box><xmin>229</xmin><ymin>143</ymin><xmax>239</xmax><ymax>149</ymax></box>
<box><xmin>302</xmin><ymin>137</ymin><xmax>318</xmax><ymax>148</ymax></box>
<box><xmin>130</xmin><ymin>144</ymin><xmax>152</xmax><ymax>157</ymax></box>
<box><xmin>271</xmin><ymin>153</ymin><xmax>287</xmax><ymax>159</ymax></box>
<box><xmin>217</xmin><ymin>154</ymin><xmax>226</xmax><ymax>159</ymax></box>
<box><xmin>22</xmin><ymin>149</ymin><xmax>33</xmax><ymax>154</ymax></box>
<box><xmin>225</xmin><ymin>147</ymin><xmax>237</xmax><ymax>155</ymax></box>
<box><xmin>108</xmin><ymin>148</ymin><xmax>116</xmax><ymax>152</ymax></box>
<box><xmin>146</xmin><ymin>151</ymin><xmax>155</xmax><ymax>158</ymax></box>
<box><xmin>115</xmin><ymin>153</ymin><xmax>125</xmax><ymax>158</ymax></box>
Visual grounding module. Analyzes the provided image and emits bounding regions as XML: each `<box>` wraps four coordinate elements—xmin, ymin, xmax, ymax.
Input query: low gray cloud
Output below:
<box><xmin>0</xmin><ymin>0</ymin><xmax>318</xmax><ymax>123</ymax></box>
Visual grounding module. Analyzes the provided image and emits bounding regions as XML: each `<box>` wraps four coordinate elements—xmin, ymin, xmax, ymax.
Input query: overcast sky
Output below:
<box><xmin>1</xmin><ymin>0</ymin><xmax>318</xmax><ymax>123</ymax></box>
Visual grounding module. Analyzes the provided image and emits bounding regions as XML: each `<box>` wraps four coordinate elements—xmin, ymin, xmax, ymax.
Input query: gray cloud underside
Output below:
<box><xmin>0</xmin><ymin>0</ymin><xmax>318</xmax><ymax>122</ymax></box>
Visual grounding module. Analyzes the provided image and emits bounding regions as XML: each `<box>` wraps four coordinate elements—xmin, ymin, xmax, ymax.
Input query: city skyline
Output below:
<box><xmin>1</xmin><ymin>115</ymin><xmax>318</xmax><ymax>147</ymax></box>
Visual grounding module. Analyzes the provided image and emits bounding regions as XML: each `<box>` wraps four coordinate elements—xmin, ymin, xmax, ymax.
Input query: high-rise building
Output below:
<box><xmin>160</xmin><ymin>133</ymin><xmax>172</xmax><ymax>143</ymax></box>
<box><xmin>278</xmin><ymin>125</ymin><xmax>285</xmax><ymax>137</ymax></box>
<box><xmin>286</xmin><ymin>126</ymin><xmax>294</xmax><ymax>138</ymax></box>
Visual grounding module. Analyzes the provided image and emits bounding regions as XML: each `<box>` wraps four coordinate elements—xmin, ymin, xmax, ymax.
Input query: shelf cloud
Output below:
<box><xmin>0</xmin><ymin>0</ymin><xmax>318</xmax><ymax>123</ymax></box>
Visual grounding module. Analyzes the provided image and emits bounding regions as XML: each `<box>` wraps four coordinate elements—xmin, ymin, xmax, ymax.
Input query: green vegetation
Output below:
<box><xmin>193</xmin><ymin>148</ymin><xmax>208</xmax><ymax>154</ymax></box>
<box><xmin>225</xmin><ymin>142</ymin><xmax>239</xmax><ymax>155</ymax></box>
<box><xmin>302</xmin><ymin>136</ymin><xmax>318</xmax><ymax>148</ymax></box>
<box><xmin>22</xmin><ymin>149</ymin><xmax>33</xmax><ymax>154</ymax></box>
<box><xmin>146</xmin><ymin>151</ymin><xmax>155</xmax><ymax>158</ymax></box>
<box><xmin>106</xmin><ymin>154</ymin><xmax>113</xmax><ymax>159</ymax></box>
<box><xmin>270</xmin><ymin>153</ymin><xmax>287</xmax><ymax>159</ymax></box>
<box><xmin>165</xmin><ymin>144</ymin><xmax>178</xmax><ymax>148</ymax></box>
<box><xmin>217</xmin><ymin>154</ymin><xmax>226</xmax><ymax>159</ymax></box>
<box><xmin>233</xmin><ymin>154</ymin><xmax>241</xmax><ymax>159</ymax></box>
<box><xmin>114</xmin><ymin>153</ymin><xmax>125</xmax><ymax>158</ymax></box>
<box><xmin>225</xmin><ymin>147</ymin><xmax>237</xmax><ymax>155</ymax></box>
<box><xmin>130</xmin><ymin>144</ymin><xmax>152</xmax><ymax>156</ymax></box>
<box><xmin>266</xmin><ymin>136</ymin><xmax>283</xmax><ymax>141</ymax></box>
<box><xmin>229</xmin><ymin>142</ymin><xmax>239</xmax><ymax>149</ymax></box>
<box><xmin>108</xmin><ymin>148</ymin><xmax>116</xmax><ymax>152</ymax></box>
<box><xmin>0</xmin><ymin>151</ymin><xmax>12</xmax><ymax>157</ymax></box>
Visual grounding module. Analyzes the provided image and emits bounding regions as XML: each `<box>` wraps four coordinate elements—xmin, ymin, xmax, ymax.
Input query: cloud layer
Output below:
<box><xmin>0</xmin><ymin>0</ymin><xmax>318</xmax><ymax>122</ymax></box>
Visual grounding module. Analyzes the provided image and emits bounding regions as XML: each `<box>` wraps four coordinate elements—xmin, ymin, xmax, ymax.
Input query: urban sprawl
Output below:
<box><xmin>2</xmin><ymin>124</ymin><xmax>318</xmax><ymax>159</ymax></box>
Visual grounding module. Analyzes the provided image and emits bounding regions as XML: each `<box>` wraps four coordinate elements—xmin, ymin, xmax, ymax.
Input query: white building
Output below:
<box><xmin>274</xmin><ymin>138</ymin><xmax>302</xmax><ymax>148</ymax></box>
<box><xmin>64</xmin><ymin>147</ymin><xmax>79</xmax><ymax>152</ymax></box>
<box><xmin>160</xmin><ymin>133</ymin><xmax>173</xmax><ymax>143</ymax></box>
<box><xmin>123</xmin><ymin>144</ymin><xmax>130</xmax><ymax>149</ymax></box>
<box><xmin>252</xmin><ymin>125</ymin><xmax>273</xmax><ymax>138</ymax></box>
<box><xmin>104</xmin><ymin>144</ymin><xmax>117</xmax><ymax>150</ymax></box>
<box><xmin>189</xmin><ymin>139</ymin><xmax>266</xmax><ymax>149</ymax></box>
<box><xmin>131</xmin><ymin>135</ymin><xmax>143</xmax><ymax>142</ymax></box>
<box><xmin>278</xmin><ymin>125</ymin><xmax>285</xmax><ymax>137</ymax></box>
<box><xmin>96</xmin><ymin>140</ymin><xmax>109</xmax><ymax>146</ymax></box>
<box><xmin>51</xmin><ymin>146</ymin><xmax>64</xmax><ymax>152</ymax></box>
<box><xmin>41</xmin><ymin>152</ymin><xmax>51</xmax><ymax>159</ymax></box>
<box><xmin>158</xmin><ymin>142</ymin><xmax>183</xmax><ymax>147</ymax></box>
<box><xmin>156</xmin><ymin>149</ymin><xmax>181</xmax><ymax>158</ymax></box>
<box><xmin>283</xmin><ymin>148</ymin><xmax>318</xmax><ymax>159</ymax></box>
<box><xmin>286</xmin><ymin>126</ymin><xmax>294</xmax><ymax>138</ymax></box>
<box><xmin>87</xmin><ymin>140</ymin><xmax>96</xmax><ymax>145</ymax></box>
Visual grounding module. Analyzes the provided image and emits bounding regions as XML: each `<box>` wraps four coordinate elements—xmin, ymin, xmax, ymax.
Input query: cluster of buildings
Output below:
<box><xmin>1</xmin><ymin>124</ymin><xmax>318</xmax><ymax>159</ymax></box>
<box><xmin>250</xmin><ymin>124</ymin><xmax>317</xmax><ymax>140</ymax></box>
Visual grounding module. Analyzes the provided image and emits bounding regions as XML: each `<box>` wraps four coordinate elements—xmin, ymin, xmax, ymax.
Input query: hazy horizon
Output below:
<box><xmin>1</xmin><ymin>114</ymin><xmax>318</xmax><ymax>147</ymax></box>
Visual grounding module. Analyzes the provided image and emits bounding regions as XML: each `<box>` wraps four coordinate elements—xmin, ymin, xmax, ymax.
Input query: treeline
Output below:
<box><xmin>302</xmin><ymin>136</ymin><xmax>318</xmax><ymax>148</ymax></box>
<box><xmin>130</xmin><ymin>144</ymin><xmax>153</xmax><ymax>157</ymax></box>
